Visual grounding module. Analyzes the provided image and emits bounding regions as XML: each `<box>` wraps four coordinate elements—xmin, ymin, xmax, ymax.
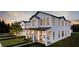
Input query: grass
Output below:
<box><xmin>0</xmin><ymin>32</ymin><xmax>79</xmax><ymax>47</ymax></box>
<box><xmin>22</xmin><ymin>32</ymin><xmax>79</xmax><ymax>47</ymax></box>
<box><xmin>49</xmin><ymin>32</ymin><xmax>79</xmax><ymax>47</ymax></box>
<box><xmin>0</xmin><ymin>33</ymin><xmax>32</xmax><ymax>47</ymax></box>
<box><xmin>0</xmin><ymin>36</ymin><xmax>31</xmax><ymax>47</ymax></box>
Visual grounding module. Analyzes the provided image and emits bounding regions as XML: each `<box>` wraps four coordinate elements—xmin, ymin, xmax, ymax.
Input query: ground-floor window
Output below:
<box><xmin>53</xmin><ymin>32</ymin><xmax>55</xmax><ymax>39</ymax></box>
<box><xmin>62</xmin><ymin>31</ymin><xmax>64</xmax><ymax>37</ymax></box>
<box><xmin>58</xmin><ymin>31</ymin><xmax>60</xmax><ymax>38</ymax></box>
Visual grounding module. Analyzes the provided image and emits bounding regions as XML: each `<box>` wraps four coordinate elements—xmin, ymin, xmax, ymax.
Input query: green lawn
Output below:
<box><xmin>0</xmin><ymin>35</ymin><xmax>31</xmax><ymax>47</ymax></box>
<box><xmin>0</xmin><ymin>32</ymin><xmax>79</xmax><ymax>47</ymax></box>
<box><xmin>0</xmin><ymin>33</ymin><xmax>32</xmax><ymax>47</ymax></box>
<box><xmin>49</xmin><ymin>32</ymin><xmax>79</xmax><ymax>47</ymax></box>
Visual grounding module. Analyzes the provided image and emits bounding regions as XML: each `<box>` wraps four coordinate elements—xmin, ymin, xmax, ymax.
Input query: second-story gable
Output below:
<box><xmin>20</xmin><ymin>11</ymin><xmax>71</xmax><ymax>29</ymax></box>
<box><xmin>30</xmin><ymin>11</ymin><xmax>71</xmax><ymax>27</ymax></box>
<box><xmin>30</xmin><ymin>16</ymin><xmax>39</xmax><ymax>27</ymax></box>
<box><xmin>30</xmin><ymin>12</ymin><xmax>53</xmax><ymax>27</ymax></box>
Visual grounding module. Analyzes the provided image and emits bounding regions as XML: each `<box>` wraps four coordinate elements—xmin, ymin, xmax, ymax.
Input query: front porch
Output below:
<box><xmin>32</xmin><ymin>30</ymin><xmax>46</xmax><ymax>44</ymax></box>
<box><xmin>25</xmin><ymin>27</ymin><xmax>52</xmax><ymax>46</ymax></box>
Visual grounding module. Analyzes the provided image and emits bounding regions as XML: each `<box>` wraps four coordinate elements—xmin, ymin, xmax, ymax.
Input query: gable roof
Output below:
<box><xmin>29</xmin><ymin>11</ymin><xmax>71</xmax><ymax>23</ymax></box>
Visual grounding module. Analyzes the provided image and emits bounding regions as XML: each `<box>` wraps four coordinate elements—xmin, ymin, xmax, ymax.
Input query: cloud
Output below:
<box><xmin>7</xmin><ymin>11</ymin><xmax>36</xmax><ymax>21</ymax></box>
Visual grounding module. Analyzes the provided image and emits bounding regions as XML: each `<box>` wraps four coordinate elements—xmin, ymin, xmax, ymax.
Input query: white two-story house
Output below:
<box><xmin>20</xmin><ymin>11</ymin><xmax>71</xmax><ymax>46</ymax></box>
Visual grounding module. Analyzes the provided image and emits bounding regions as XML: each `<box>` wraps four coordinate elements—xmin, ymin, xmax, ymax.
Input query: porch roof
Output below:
<box><xmin>25</xmin><ymin>27</ymin><xmax>51</xmax><ymax>31</ymax></box>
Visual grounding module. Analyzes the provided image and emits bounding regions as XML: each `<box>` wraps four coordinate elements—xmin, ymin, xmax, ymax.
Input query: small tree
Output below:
<box><xmin>10</xmin><ymin>22</ymin><xmax>22</xmax><ymax>36</ymax></box>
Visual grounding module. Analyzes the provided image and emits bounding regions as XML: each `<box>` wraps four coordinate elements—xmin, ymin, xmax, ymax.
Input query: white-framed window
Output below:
<box><xmin>62</xmin><ymin>31</ymin><xmax>64</xmax><ymax>37</ymax></box>
<box><xmin>58</xmin><ymin>31</ymin><xmax>60</xmax><ymax>38</ymax></box>
<box><xmin>39</xmin><ymin>18</ymin><xmax>46</xmax><ymax>26</ymax></box>
<box><xmin>52</xmin><ymin>17</ymin><xmax>55</xmax><ymax>26</ymax></box>
<box><xmin>39</xmin><ymin>19</ymin><xmax>42</xmax><ymax>26</ymax></box>
<box><xmin>53</xmin><ymin>32</ymin><xmax>55</xmax><ymax>39</ymax></box>
<box><xmin>46</xmin><ymin>18</ymin><xmax>49</xmax><ymax>25</ymax></box>
<box><xmin>32</xmin><ymin>20</ymin><xmax>35</xmax><ymax>26</ymax></box>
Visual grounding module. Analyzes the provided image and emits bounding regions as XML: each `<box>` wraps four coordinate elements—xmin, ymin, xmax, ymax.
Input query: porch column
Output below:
<box><xmin>44</xmin><ymin>31</ymin><xmax>48</xmax><ymax>46</ymax></box>
<box><xmin>32</xmin><ymin>34</ymin><xmax>35</xmax><ymax>42</ymax></box>
<box><xmin>32</xmin><ymin>31</ymin><xmax>35</xmax><ymax>42</ymax></box>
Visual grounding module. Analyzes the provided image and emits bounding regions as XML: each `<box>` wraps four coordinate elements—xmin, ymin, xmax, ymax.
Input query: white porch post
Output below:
<box><xmin>32</xmin><ymin>34</ymin><xmax>35</xmax><ymax>42</ymax></box>
<box><xmin>44</xmin><ymin>31</ymin><xmax>48</xmax><ymax>46</ymax></box>
<box><xmin>32</xmin><ymin>31</ymin><xmax>35</xmax><ymax>42</ymax></box>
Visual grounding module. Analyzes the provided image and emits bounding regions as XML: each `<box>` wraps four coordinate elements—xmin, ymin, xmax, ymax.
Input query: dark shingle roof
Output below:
<box><xmin>29</xmin><ymin>11</ymin><xmax>71</xmax><ymax>23</ymax></box>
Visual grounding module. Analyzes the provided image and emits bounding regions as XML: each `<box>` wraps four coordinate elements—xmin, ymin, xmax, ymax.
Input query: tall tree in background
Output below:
<box><xmin>0</xmin><ymin>20</ymin><xmax>10</xmax><ymax>33</ymax></box>
<box><xmin>71</xmin><ymin>24</ymin><xmax>79</xmax><ymax>32</ymax></box>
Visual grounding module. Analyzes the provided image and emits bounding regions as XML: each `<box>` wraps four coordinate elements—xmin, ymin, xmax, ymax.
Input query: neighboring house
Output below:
<box><xmin>20</xmin><ymin>11</ymin><xmax>71</xmax><ymax>46</ymax></box>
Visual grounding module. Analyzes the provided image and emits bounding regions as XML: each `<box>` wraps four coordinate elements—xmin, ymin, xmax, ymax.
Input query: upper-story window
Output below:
<box><xmin>53</xmin><ymin>32</ymin><xmax>55</xmax><ymax>40</ymax></box>
<box><xmin>39</xmin><ymin>18</ymin><xmax>50</xmax><ymax>26</ymax></box>
<box><xmin>46</xmin><ymin>18</ymin><xmax>49</xmax><ymax>25</ymax></box>
<box><xmin>39</xmin><ymin>19</ymin><xmax>42</xmax><ymax>26</ymax></box>
<box><xmin>52</xmin><ymin>17</ymin><xmax>55</xmax><ymax>25</ymax></box>
<box><xmin>32</xmin><ymin>20</ymin><xmax>35</xmax><ymax>26</ymax></box>
<box><xmin>39</xmin><ymin>18</ymin><xmax>46</xmax><ymax>26</ymax></box>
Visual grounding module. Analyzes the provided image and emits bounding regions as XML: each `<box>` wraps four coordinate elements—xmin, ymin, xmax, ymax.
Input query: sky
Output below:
<box><xmin>0</xmin><ymin>11</ymin><xmax>79</xmax><ymax>24</ymax></box>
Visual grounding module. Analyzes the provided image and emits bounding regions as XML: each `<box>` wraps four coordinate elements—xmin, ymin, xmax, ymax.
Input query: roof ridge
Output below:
<box><xmin>29</xmin><ymin>11</ymin><xmax>71</xmax><ymax>23</ymax></box>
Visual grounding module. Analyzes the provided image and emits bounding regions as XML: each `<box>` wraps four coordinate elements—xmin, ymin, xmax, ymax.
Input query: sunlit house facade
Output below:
<box><xmin>20</xmin><ymin>11</ymin><xmax>71</xmax><ymax>46</ymax></box>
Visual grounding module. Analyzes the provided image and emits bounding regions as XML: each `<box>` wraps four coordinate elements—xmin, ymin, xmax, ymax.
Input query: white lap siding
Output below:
<box><xmin>45</xmin><ymin>20</ymin><xmax>71</xmax><ymax>46</ymax></box>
